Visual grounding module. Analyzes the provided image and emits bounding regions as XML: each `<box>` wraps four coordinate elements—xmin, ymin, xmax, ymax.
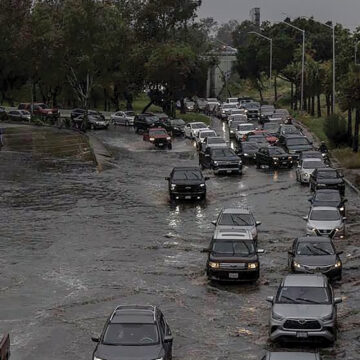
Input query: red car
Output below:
<box><xmin>143</xmin><ymin>127</ymin><xmax>172</xmax><ymax>149</ymax></box>
<box><xmin>0</xmin><ymin>333</ymin><xmax>10</xmax><ymax>359</ymax></box>
<box><xmin>18</xmin><ymin>103</ymin><xmax>59</xmax><ymax>120</ymax></box>
<box><xmin>243</xmin><ymin>130</ymin><xmax>278</xmax><ymax>144</ymax></box>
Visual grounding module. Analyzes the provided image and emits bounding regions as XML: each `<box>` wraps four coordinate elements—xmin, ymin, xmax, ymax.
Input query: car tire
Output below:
<box><xmin>170</xmin><ymin>194</ymin><xmax>176</xmax><ymax>202</ymax></box>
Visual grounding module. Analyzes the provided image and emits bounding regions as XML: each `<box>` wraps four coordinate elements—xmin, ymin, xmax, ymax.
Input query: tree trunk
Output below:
<box><xmin>294</xmin><ymin>86</ymin><xmax>298</xmax><ymax>111</ymax></box>
<box><xmin>124</xmin><ymin>91</ymin><xmax>133</xmax><ymax>111</ymax></box>
<box><xmin>311</xmin><ymin>96</ymin><xmax>315</xmax><ymax>116</ymax></box>
<box><xmin>353</xmin><ymin>108</ymin><xmax>360</xmax><ymax>153</ymax></box>
<box><xmin>347</xmin><ymin>108</ymin><xmax>353</xmax><ymax>146</ymax></box>
<box><xmin>142</xmin><ymin>100</ymin><xmax>154</xmax><ymax>114</ymax></box>
<box><xmin>326</xmin><ymin>95</ymin><xmax>330</xmax><ymax>117</ymax></box>
<box><xmin>274</xmin><ymin>76</ymin><xmax>278</xmax><ymax>103</ymax></box>
<box><xmin>317</xmin><ymin>93</ymin><xmax>321</xmax><ymax>118</ymax></box>
<box><xmin>180</xmin><ymin>98</ymin><xmax>186</xmax><ymax>114</ymax></box>
<box><xmin>290</xmin><ymin>82</ymin><xmax>294</xmax><ymax>110</ymax></box>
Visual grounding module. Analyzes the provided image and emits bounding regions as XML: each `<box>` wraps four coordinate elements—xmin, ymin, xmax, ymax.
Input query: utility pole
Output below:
<box><xmin>356</xmin><ymin>41</ymin><xmax>360</xmax><ymax>65</ymax></box>
<box><xmin>281</xmin><ymin>21</ymin><xmax>305</xmax><ymax>114</ymax></box>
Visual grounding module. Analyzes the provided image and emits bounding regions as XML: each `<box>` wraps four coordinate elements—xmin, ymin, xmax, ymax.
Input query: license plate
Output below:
<box><xmin>296</xmin><ymin>332</ymin><xmax>308</xmax><ymax>338</ymax></box>
<box><xmin>159</xmin><ymin>143</ymin><xmax>164</xmax><ymax>146</ymax></box>
<box><xmin>185</xmin><ymin>195</ymin><xmax>191</xmax><ymax>199</ymax></box>
<box><xmin>229</xmin><ymin>273</ymin><xmax>239</xmax><ymax>279</ymax></box>
<box><xmin>227</xmin><ymin>170</ymin><xmax>232</xmax><ymax>173</ymax></box>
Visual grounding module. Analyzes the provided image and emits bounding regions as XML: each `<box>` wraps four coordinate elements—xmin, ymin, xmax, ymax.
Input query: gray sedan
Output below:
<box><xmin>111</xmin><ymin>111</ymin><xmax>135</xmax><ymax>126</ymax></box>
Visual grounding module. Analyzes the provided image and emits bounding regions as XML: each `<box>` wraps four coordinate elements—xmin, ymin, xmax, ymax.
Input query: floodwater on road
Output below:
<box><xmin>0</xmin><ymin>118</ymin><xmax>359</xmax><ymax>360</ymax></box>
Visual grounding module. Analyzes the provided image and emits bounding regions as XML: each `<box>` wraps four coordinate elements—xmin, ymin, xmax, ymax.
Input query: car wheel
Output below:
<box><xmin>170</xmin><ymin>194</ymin><xmax>176</xmax><ymax>202</ymax></box>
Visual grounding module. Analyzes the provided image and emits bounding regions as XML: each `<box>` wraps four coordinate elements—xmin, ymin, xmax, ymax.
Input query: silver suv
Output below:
<box><xmin>267</xmin><ymin>274</ymin><xmax>342</xmax><ymax>344</ymax></box>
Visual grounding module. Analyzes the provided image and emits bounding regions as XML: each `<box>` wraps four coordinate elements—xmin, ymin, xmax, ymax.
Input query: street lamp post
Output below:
<box><xmin>248</xmin><ymin>31</ymin><xmax>273</xmax><ymax>89</ymax></box>
<box><xmin>356</xmin><ymin>41</ymin><xmax>360</xmax><ymax>65</ymax></box>
<box><xmin>281</xmin><ymin>21</ymin><xmax>305</xmax><ymax>113</ymax></box>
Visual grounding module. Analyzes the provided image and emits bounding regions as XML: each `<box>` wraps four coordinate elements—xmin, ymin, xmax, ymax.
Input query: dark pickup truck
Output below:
<box><xmin>310</xmin><ymin>168</ymin><xmax>345</xmax><ymax>196</ymax></box>
<box><xmin>0</xmin><ymin>333</ymin><xmax>10</xmax><ymax>360</ymax></box>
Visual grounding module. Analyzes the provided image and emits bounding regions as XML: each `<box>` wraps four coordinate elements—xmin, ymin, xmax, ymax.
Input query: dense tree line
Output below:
<box><xmin>229</xmin><ymin>17</ymin><xmax>360</xmax><ymax>151</ymax></box>
<box><xmin>0</xmin><ymin>0</ymin><xmax>212</xmax><ymax>116</ymax></box>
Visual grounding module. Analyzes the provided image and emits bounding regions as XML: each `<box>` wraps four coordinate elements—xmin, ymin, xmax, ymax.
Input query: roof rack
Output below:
<box><xmin>110</xmin><ymin>305</ymin><xmax>157</xmax><ymax>322</ymax></box>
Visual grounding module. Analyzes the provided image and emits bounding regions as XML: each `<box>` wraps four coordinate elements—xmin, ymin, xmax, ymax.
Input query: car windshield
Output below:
<box><xmin>317</xmin><ymin>170</ymin><xmax>338</xmax><ymax>179</ymax></box>
<box><xmin>248</xmin><ymin>135</ymin><xmax>265</xmax><ymax>141</ymax></box>
<box><xmin>230</xmin><ymin>121</ymin><xmax>242</xmax><ymax>129</ymax></box>
<box><xmin>242</xmin><ymin>143</ymin><xmax>259</xmax><ymax>151</ymax></box>
<box><xmin>268</xmin><ymin>147</ymin><xmax>286</xmax><ymax>155</ymax></box>
<box><xmin>212</xmin><ymin>240</ymin><xmax>255</xmax><ymax>255</ymax></box>
<box><xmin>192</xmin><ymin>123</ymin><xmax>207</xmax><ymax>129</ymax></box>
<box><xmin>277</xmin><ymin>286</ymin><xmax>330</xmax><ymax>304</ymax></box>
<box><xmin>231</xmin><ymin>110</ymin><xmax>244</xmax><ymax>115</ymax></box>
<box><xmin>296</xmin><ymin>241</ymin><xmax>335</xmax><ymax>256</ymax></box>
<box><xmin>125</xmin><ymin>111</ymin><xmax>135</xmax><ymax>116</ymax></box>
<box><xmin>37</xmin><ymin>104</ymin><xmax>48</xmax><ymax>109</ymax></box>
<box><xmin>282</xmin><ymin>126</ymin><xmax>299</xmax><ymax>133</ymax></box>
<box><xmin>315</xmin><ymin>191</ymin><xmax>341</xmax><ymax>202</ymax></box>
<box><xmin>310</xmin><ymin>209</ymin><xmax>341</xmax><ymax>221</ymax></box>
<box><xmin>303</xmin><ymin>161</ymin><xmax>325</xmax><ymax>169</ymax></box>
<box><xmin>302</xmin><ymin>152</ymin><xmax>322</xmax><ymax>159</ymax></box>
<box><xmin>212</xmin><ymin>148</ymin><xmax>236</xmax><ymax>157</ymax></box>
<box><xmin>223</xmin><ymin>104</ymin><xmax>236</xmax><ymax>109</ymax></box>
<box><xmin>173</xmin><ymin>170</ymin><xmax>202</xmax><ymax>180</ymax></box>
<box><xmin>103</xmin><ymin>323</ymin><xmax>159</xmax><ymax>346</ymax></box>
<box><xmin>200</xmin><ymin>131</ymin><xmax>216</xmax><ymax>138</ymax></box>
<box><xmin>171</xmin><ymin>119</ymin><xmax>185</xmax><ymax>125</ymax></box>
<box><xmin>149</xmin><ymin>130</ymin><xmax>167</xmax><ymax>136</ymax></box>
<box><xmin>264</xmin><ymin>124</ymin><xmax>279</xmax><ymax>131</ymax></box>
<box><xmin>218</xmin><ymin>213</ymin><xmax>255</xmax><ymax>226</ymax></box>
<box><xmin>287</xmin><ymin>138</ymin><xmax>310</xmax><ymax>146</ymax></box>
<box><xmin>238</xmin><ymin>125</ymin><xmax>255</xmax><ymax>131</ymax></box>
<box><xmin>145</xmin><ymin>116</ymin><xmax>159</xmax><ymax>123</ymax></box>
<box><xmin>208</xmin><ymin>138</ymin><xmax>225</xmax><ymax>144</ymax></box>
<box><xmin>21</xmin><ymin>110</ymin><xmax>30</xmax><ymax>115</ymax></box>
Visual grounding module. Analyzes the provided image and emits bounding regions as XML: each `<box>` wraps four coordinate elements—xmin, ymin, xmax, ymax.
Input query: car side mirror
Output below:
<box><xmin>334</xmin><ymin>297</ymin><xmax>342</xmax><ymax>304</ymax></box>
<box><xmin>266</xmin><ymin>296</ymin><xmax>274</xmax><ymax>304</ymax></box>
<box><xmin>303</xmin><ymin>216</ymin><xmax>308</xmax><ymax>221</ymax></box>
<box><xmin>337</xmin><ymin>251</ymin><xmax>344</xmax><ymax>255</ymax></box>
<box><xmin>257</xmin><ymin>249</ymin><xmax>265</xmax><ymax>254</ymax></box>
<box><xmin>256</xmin><ymin>221</ymin><xmax>261</xmax><ymax>226</ymax></box>
<box><xmin>201</xmin><ymin>248</ymin><xmax>210</xmax><ymax>253</ymax></box>
<box><xmin>343</xmin><ymin>217</ymin><xmax>347</xmax><ymax>221</ymax></box>
<box><xmin>288</xmin><ymin>251</ymin><xmax>295</xmax><ymax>256</ymax></box>
<box><xmin>165</xmin><ymin>177</ymin><xmax>170</xmax><ymax>181</ymax></box>
<box><xmin>204</xmin><ymin>176</ymin><xmax>210</xmax><ymax>181</ymax></box>
<box><xmin>164</xmin><ymin>335</ymin><xmax>173</xmax><ymax>343</ymax></box>
<box><xmin>91</xmin><ymin>336</ymin><xmax>100</xmax><ymax>343</ymax></box>
<box><xmin>344</xmin><ymin>199</ymin><xmax>348</xmax><ymax>203</ymax></box>
<box><xmin>211</xmin><ymin>220</ymin><xmax>216</xmax><ymax>226</ymax></box>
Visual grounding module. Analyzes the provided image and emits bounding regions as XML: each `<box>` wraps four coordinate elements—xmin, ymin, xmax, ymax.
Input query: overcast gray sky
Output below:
<box><xmin>198</xmin><ymin>0</ymin><xmax>360</xmax><ymax>30</ymax></box>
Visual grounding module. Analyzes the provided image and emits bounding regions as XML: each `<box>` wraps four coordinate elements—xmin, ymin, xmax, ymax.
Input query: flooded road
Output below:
<box><xmin>0</xmin><ymin>118</ymin><xmax>359</xmax><ymax>360</ymax></box>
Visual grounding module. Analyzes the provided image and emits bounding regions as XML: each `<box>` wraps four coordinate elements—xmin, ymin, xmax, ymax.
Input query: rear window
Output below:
<box><xmin>208</xmin><ymin>138</ymin><xmax>225</xmax><ymax>144</ymax></box>
<box><xmin>317</xmin><ymin>170</ymin><xmax>338</xmax><ymax>179</ymax></box>
<box><xmin>200</xmin><ymin>131</ymin><xmax>216</xmax><ymax>138</ymax></box>
<box><xmin>302</xmin><ymin>160</ymin><xmax>325</xmax><ymax>169</ymax></box>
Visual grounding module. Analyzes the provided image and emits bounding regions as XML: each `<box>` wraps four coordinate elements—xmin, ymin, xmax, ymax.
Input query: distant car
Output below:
<box><xmin>296</xmin><ymin>158</ymin><xmax>327</xmax><ymax>184</ymax></box>
<box><xmin>277</xmin><ymin>124</ymin><xmax>303</xmax><ymax>136</ymax></box>
<box><xmin>278</xmin><ymin>134</ymin><xmax>313</xmax><ymax>158</ymax></box>
<box><xmin>201</xmin><ymin>136</ymin><xmax>228</xmax><ymax>152</ymax></box>
<box><xmin>111</xmin><ymin>111</ymin><xmax>135</xmax><ymax>126</ymax></box>
<box><xmin>0</xmin><ymin>106</ymin><xmax>7</xmax><ymax>120</ymax></box>
<box><xmin>216</xmin><ymin>103</ymin><xmax>238</xmax><ymax>119</ymax></box>
<box><xmin>195</xmin><ymin>129</ymin><xmax>217</xmax><ymax>150</ymax></box>
<box><xmin>91</xmin><ymin>305</ymin><xmax>173</xmax><ymax>360</ymax></box>
<box><xmin>165</xmin><ymin>167</ymin><xmax>209</xmax><ymax>201</ymax></box>
<box><xmin>134</xmin><ymin>113</ymin><xmax>160</xmax><ymax>133</ymax></box>
<box><xmin>212</xmin><ymin>208</ymin><xmax>261</xmax><ymax>241</ymax></box>
<box><xmin>238</xmin><ymin>97</ymin><xmax>254</xmax><ymax>107</ymax></box>
<box><xmin>242</xmin><ymin>102</ymin><xmax>260</xmax><ymax>120</ymax></box>
<box><xmin>204</xmin><ymin>103</ymin><xmax>217</xmax><ymax>115</ymax></box>
<box><xmin>206</xmin><ymin>98</ymin><xmax>220</xmax><ymax>106</ymax></box>
<box><xmin>304</xmin><ymin>206</ymin><xmax>346</xmax><ymax>239</ymax></box>
<box><xmin>308</xmin><ymin>189</ymin><xmax>347</xmax><ymax>216</ymax></box>
<box><xmin>143</xmin><ymin>127</ymin><xmax>172</xmax><ymax>149</ymax></box>
<box><xmin>73</xmin><ymin>114</ymin><xmax>109</xmax><ymax>130</ymax></box>
<box><xmin>256</xmin><ymin>146</ymin><xmax>293</xmax><ymax>169</ymax></box>
<box><xmin>194</xmin><ymin>98</ymin><xmax>207</xmax><ymax>111</ymax></box>
<box><xmin>237</xmin><ymin>141</ymin><xmax>261</xmax><ymax>163</ymax></box>
<box><xmin>226</xmin><ymin>97</ymin><xmax>239</xmax><ymax>105</ymax></box>
<box><xmin>288</xmin><ymin>236</ymin><xmax>342</xmax><ymax>280</ymax></box>
<box><xmin>71</xmin><ymin>108</ymin><xmax>105</xmax><ymax>121</ymax></box>
<box><xmin>260</xmin><ymin>105</ymin><xmax>275</xmax><ymax>124</ymax></box>
<box><xmin>161</xmin><ymin>118</ymin><xmax>186</xmax><ymax>136</ymax></box>
<box><xmin>245</xmin><ymin>134</ymin><xmax>269</xmax><ymax>145</ymax></box>
<box><xmin>273</xmin><ymin>108</ymin><xmax>290</xmax><ymax>120</ymax></box>
<box><xmin>262</xmin><ymin>352</ymin><xmax>321</xmax><ymax>360</ymax></box>
<box><xmin>235</xmin><ymin>123</ymin><xmax>257</xmax><ymax>141</ymax></box>
<box><xmin>299</xmin><ymin>150</ymin><xmax>327</xmax><ymax>163</ymax></box>
<box><xmin>266</xmin><ymin>274</ymin><xmax>342</xmax><ymax>344</ymax></box>
<box><xmin>183</xmin><ymin>122</ymin><xmax>208</xmax><ymax>139</ymax></box>
<box><xmin>244</xmin><ymin>131</ymin><xmax>277</xmax><ymax>144</ymax></box>
<box><xmin>229</xmin><ymin>120</ymin><xmax>244</xmax><ymax>137</ymax></box>
<box><xmin>199</xmin><ymin>147</ymin><xmax>242</xmax><ymax>175</ymax></box>
<box><xmin>204</xmin><ymin>229</ymin><xmax>264</xmax><ymax>282</ymax></box>
<box><xmin>228</xmin><ymin>112</ymin><xmax>247</xmax><ymax>126</ymax></box>
<box><xmin>263</xmin><ymin>122</ymin><xmax>280</xmax><ymax>136</ymax></box>
<box><xmin>19</xmin><ymin>102</ymin><xmax>59</xmax><ymax>120</ymax></box>
<box><xmin>309</xmin><ymin>168</ymin><xmax>345</xmax><ymax>196</ymax></box>
<box><xmin>184</xmin><ymin>100</ymin><xmax>195</xmax><ymax>112</ymax></box>
<box><xmin>7</xmin><ymin>109</ymin><xmax>31</xmax><ymax>121</ymax></box>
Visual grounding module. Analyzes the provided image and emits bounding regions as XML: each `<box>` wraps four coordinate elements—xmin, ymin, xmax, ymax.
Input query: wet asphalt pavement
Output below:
<box><xmin>0</xmin><ymin>117</ymin><xmax>359</xmax><ymax>360</ymax></box>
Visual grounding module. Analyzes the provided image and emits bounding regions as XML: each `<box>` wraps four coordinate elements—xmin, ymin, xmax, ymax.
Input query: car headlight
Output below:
<box><xmin>334</xmin><ymin>261</ymin><xmax>342</xmax><ymax>268</ymax></box>
<box><xmin>339</xmin><ymin>206</ymin><xmax>344</xmax><ymax>212</ymax></box>
<box><xmin>213</xmin><ymin>161</ymin><xmax>218</xmax><ymax>166</ymax></box>
<box><xmin>321</xmin><ymin>312</ymin><xmax>333</xmax><ymax>321</ymax></box>
<box><xmin>304</xmin><ymin>173</ymin><xmax>310</xmax><ymax>177</ymax></box>
<box><xmin>200</xmin><ymin>183</ymin><xmax>205</xmax><ymax>187</ymax></box>
<box><xmin>153</xmin><ymin>358</ymin><xmax>164</xmax><ymax>360</ymax></box>
<box><xmin>288</xmin><ymin>156</ymin><xmax>292</xmax><ymax>160</ymax></box>
<box><xmin>94</xmin><ymin>357</ymin><xmax>104</xmax><ymax>360</ymax></box>
<box><xmin>238</xmin><ymin>160</ymin><xmax>242</xmax><ymax>165</ymax></box>
<box><xmin>272</xmin><ymin>157</ymin><xmax>279</xmax><ymax>161</ymax></box>
<box><xmin>248</xmin><ymin>262</ymin><xmax>258</xmax><ymax>269</ymax></box>
<box><xmin>243</xmin><ymin>153</ymin><xmax>249</xmax><ymax>156</ymax></box>
<box><xmin>272</xmin><ymin>311</ymin><xmax>284</xmax><ymax>321</ymax></box>
<box><xmin>293</xmin><ymin>261</ymin><xmax>302</xmax><ymax>269</ymax></box>
<box><xmin>170</xmin><ymin>184</ymin><xmax>176</xmax><ymax>190</ymax></box>
<box><xmin>166</xmin><ymin>137</ymin><xmax>171</xmax><ymax>140</ymax></box>
<box><xmin>149</xmin><ymin>137</ymin><xmax>155</xmax><ymax>141</ymax></box>
<box><xmin>209</xmin><ymin>261</ymin><xmax>220</xmax><ymax>269</ymax></box>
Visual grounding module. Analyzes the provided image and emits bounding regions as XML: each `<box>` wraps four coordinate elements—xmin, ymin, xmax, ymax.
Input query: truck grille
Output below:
<box><xmin>220</xmin><ymin>263</ymin><xmax>246</xmax><ymax>269</ymax></box>
<box><xmin>283</xmin><ymin>319</ymin><xmax>321</xmax><ymax>330</ymax></box>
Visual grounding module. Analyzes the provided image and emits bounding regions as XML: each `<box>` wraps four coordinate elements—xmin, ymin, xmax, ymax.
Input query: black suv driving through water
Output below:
<box><xmin>165</xmin><ymin>167</ymin><xmax>209</xmax><ymax>201</ymax></box>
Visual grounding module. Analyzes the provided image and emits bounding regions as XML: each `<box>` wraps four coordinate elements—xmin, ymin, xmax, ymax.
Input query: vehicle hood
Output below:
<box><xmin>172</xmin><ymin>179</ymin><xmax>204</xmax><ymax>186</ymax></box>
<box><xmin>307</xmin><ymin>219</ymin><xmax>343</xmax><ymax>230</ymax></box>
<box><xmin>316</xmin><ymin>178</ymin><xmax>343</xmax><ymax>185</ymax></box>
<box><xmin>150</xmin><ymin>134</ymin><xmax>169</xmax><ymax>139</ymax></box>
<box><xmin>216</xmin><ymin>225</ymin><xmax>257</xmax><ymax>235</ymax></box>
<box><xmin>95</xmin><ymin>344</ymin><xmax>162</xmax><ymax>360</ymax></box>
<box><xmin>212</xmin><ymin>155</ymin><xmax>240</xmax><ymax>162</ymax></box>
<box><xmin>295</xmin><ymin>255</ymin><xmax>337</xmax><ymax>266</ymax></box>
<box><xmin>210</xmin><ymin>253</ymin><xmax>258</xmax><ymax>262</ymax></box>
<box><xmin>313</xmin><ymin>200</ymin><xmax>341</xmax><ymax>208</ymax></box>
<box><xmin>207</xmin><ymin>144</ymin><xmax>228</xmax><ymax>149</ymax></box>
<box><xmin>287</xmin><ymin>144</ymin><xmax>313</xmax><ymax>151</ymax></box>
<box><xmin>273</xmin><ymin>304</ymin><xmax>333</xmax><ymax>319</ymax></box>
<box><xmin>301</xmin><ymin>168</ymin><xmax>316</xmax><ymax>176</ymax></box>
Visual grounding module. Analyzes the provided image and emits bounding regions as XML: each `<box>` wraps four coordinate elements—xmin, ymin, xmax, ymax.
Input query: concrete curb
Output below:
<box><xmin>295</xmin><ymin>119</ymin><xmax>360</xmax><ymax>196</ymax></box>
<box><xmin>86</xmin><ymin>133</ymin><xmax>113</xmax><ymax>172</ymax></box>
